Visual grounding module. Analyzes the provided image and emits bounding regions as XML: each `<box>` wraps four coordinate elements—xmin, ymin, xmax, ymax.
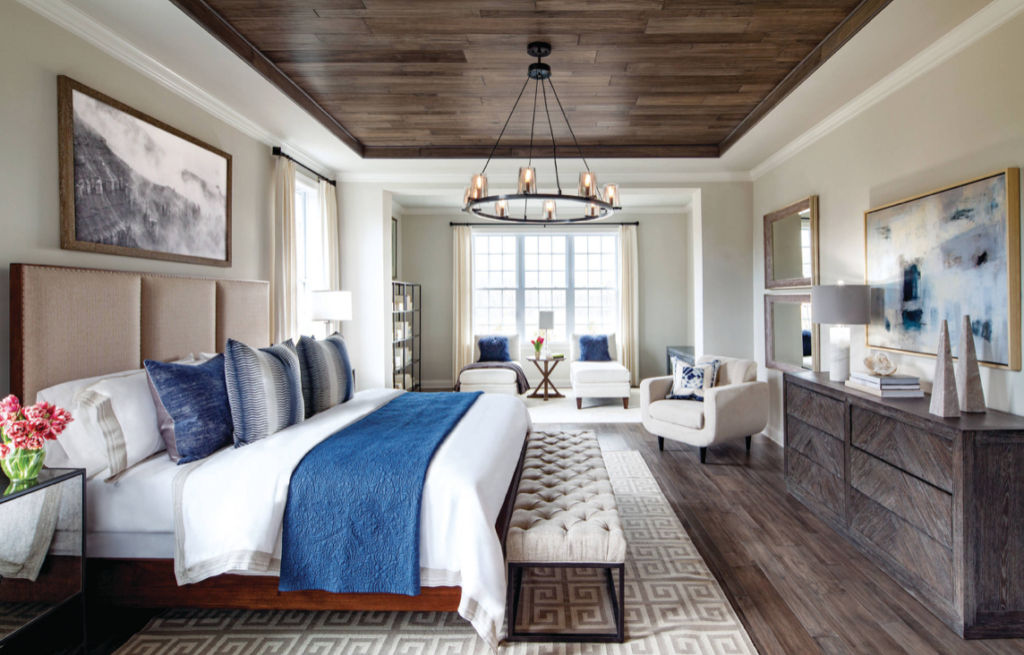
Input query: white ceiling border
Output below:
<box><xmin>15</xmin><ymin>0</ymin><xmax>333</xmax><ymax>177</ymax></box>
<box><xmin>751</xmin><ymin>0</ymin><xmax>1024</xmax><ymax>180</ymax></box>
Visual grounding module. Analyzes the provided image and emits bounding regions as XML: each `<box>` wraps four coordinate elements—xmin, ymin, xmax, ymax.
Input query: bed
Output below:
<box><xmin>9</xmin><ymin>264</ymin><xmax>530</xmax><ymax>648</ymax></box>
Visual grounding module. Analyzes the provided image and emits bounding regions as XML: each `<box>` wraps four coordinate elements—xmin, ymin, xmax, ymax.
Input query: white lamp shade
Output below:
<box><xmin>538</xmin><ymin>310</ymin><xmax>555</xmax><ymax>330</ymax></box>
<box><xmin>811</xmin><ymin>284</ymin><xmax>870</xmax><ymax>325</ymax></box>
<box><xmin>310</xmin><ymin>290</ymin><xmax>353</xmax><ymax>322</ymax></box>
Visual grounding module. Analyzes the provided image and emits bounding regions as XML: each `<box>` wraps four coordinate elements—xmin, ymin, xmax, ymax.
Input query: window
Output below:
<box><xmin>295</xmin><ymin>175</ymin><xmax>327</xmax><ymax>338</ymax></box>
<box><xmin>472</xmin><ymin>232</ymin><xmax>619</xmax><ymax>347</ymax></box>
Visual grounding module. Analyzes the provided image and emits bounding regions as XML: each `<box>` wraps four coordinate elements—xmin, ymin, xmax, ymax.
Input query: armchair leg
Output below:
<box><xmin>622</xmin><ymin>397</ymin><xmax>629</xmax><ymax>409</ymax></box>
<box><xmin>699</xmin><ymin>447</ymin><xmax>707</xmax><ymax>464</ymax></box>
<box><xmin>745</xmin><ymin>436</ymin><xmax>752</xmax><ymax>452</ymax></box>
<box><xmin>576</xmin><ymin>398</ymin><xmax>582</xmax><ymax>410</ymax></box>
<box><xmin>658</xmin><ymin>436</ymin><xmax>664</xmax><ymax>452</ymax></box>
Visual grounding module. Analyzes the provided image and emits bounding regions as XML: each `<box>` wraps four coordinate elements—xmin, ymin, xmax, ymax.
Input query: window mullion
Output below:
<box><xmin>516</xmin><ymin>235</ymin><xmax>525</xmax><ymax>342</ymax></box>
<box><xmin>566</xmin><ymin>237</ymin><xmax>575</xmax><ymax>337</ymax></box>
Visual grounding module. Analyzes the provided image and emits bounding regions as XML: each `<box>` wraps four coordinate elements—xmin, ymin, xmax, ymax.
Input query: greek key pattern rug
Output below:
<box><xmin>115</xmin><ymin>440</ymin><xmax>757</xmax><ymax>655</ymax></box>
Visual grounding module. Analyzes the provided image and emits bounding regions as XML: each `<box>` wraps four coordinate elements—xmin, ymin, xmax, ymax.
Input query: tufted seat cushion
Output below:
<box><xmin>506</xmin><ymin>431</ymin><xmax>626</xmax><ymax>564</ymax></box>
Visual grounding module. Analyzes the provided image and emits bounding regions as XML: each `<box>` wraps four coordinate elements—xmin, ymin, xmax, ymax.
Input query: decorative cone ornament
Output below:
<box><xmin>929</xmin><ymin>320</ymin><xmax>960</xmax><ymax>418</ymax></box>
<box><xmin>956</xmin><ymin>315</ymin><xmax>986</xmax><ymax>413</ymax></box>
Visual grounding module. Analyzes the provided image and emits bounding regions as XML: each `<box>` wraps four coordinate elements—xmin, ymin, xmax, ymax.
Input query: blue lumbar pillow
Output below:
<box><xmin>144</xmin><ymin>355</ymin><xmax>234</xmax><ymax>464</ymax></box>
<box><xmin>579</xmin><ymin>334</ymin><xmax>612</xmax><ymax>362</ymax></box>
<box><xmin>296</xmin><ymin>333</ymin><xmax>355</xmax><ymax>418</ymax></box>
<box><xmin>224</xmin><ymin>338</ymin><xmax>305</xmax><ymax>446</ymax></box>
<box><xmin>478</xmin><ymin>336</ymin><xmax>511</xmax><ymax>362</ymax></box>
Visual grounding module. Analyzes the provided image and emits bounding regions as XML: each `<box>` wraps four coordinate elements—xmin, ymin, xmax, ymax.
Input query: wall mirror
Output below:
<box><xmin>764</xmin><ymin>196</ymin><xmax>819</xmax><ymax>289</ymax></box>
<box><xmin>765</xmin><ymin>294</ymin><xmax>819</xmax><ymax>372</ymax></box>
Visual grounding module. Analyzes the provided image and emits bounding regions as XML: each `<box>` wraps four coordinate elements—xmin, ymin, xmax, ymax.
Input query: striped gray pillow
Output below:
<box><xmin>296</xmin><ymin>333</ymin><xmax>354</xmax><ymax>418</ymax></box>
<box><xmin>224</xmin><ymin>338</ymin><xmax>305</xmax><ymax>446</ymax></box>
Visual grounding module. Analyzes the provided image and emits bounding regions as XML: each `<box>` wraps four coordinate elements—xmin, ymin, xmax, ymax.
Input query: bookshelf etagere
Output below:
<box><xmin>391</xmin><ymin>281</ymin><xmax>421</xmax><ymax>391</ymax></box>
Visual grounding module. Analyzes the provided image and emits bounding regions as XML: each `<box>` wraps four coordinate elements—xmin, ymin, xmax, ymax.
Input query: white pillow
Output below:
<box><xmin>37</xmin><ymin>372</ymin><xmax>115</xmax><ymax>477</ymax></box>
<box><xmin>72</xmin><ymin>370</ymin><xmax>167</xmax><ymax>482</ymax></box>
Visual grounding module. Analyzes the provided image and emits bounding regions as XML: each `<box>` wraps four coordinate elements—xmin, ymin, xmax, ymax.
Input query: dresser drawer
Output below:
<box><xmin>851</xmin><ymin>449</ymin><xmax>952</xmax><ymax>548</ymax></box>
<box><xmin>787</xmin><ymin>383</ymin><xmax>845</xmax><ymax>440</ymax></box>
<box><xmin>851</xmin><ymin>407</ymin><xmax>954</xmax><ymax>493</ymax></box>
<box><xmin>788</xmin><ymin>415</ymin><xmax>844</xmax><ymax>478</ymax></box>
<box><xmin>850</xmin><ymin>489</ymin><xmax>954</xmax><ymax>602</ymax></box>
<box><xmin>788</xmin><ymin>447</ymin><xmax>845</xmax><ymax>517</ymax></box>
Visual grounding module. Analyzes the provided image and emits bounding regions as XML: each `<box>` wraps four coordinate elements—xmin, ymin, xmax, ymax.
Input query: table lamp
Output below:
<box><xmin>811</xmin><ymin>282</ymin><xmax>870</xmax><ymax>382</ymax></box>
<box><xmin>538</xmin><ymin>310</ymin><xmax>554</xmax><ymax>358</ymax></box>
<box><xmin>311</xmin><ymin>290</ymin><xmax>353</xmax><ymax>335</ymax></box>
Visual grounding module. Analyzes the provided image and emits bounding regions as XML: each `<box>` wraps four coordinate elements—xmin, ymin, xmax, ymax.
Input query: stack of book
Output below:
<box><xmin>845</xmin><ymin>371</ymin><xmax>924</xmax><ymax>398</ymax></box>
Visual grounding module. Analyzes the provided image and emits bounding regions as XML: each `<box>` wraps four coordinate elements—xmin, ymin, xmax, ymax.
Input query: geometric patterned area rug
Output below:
<box><xmin>114</xmin><ymin>445</ymin><xmax>757</xmax><ymax>655</ymax></box>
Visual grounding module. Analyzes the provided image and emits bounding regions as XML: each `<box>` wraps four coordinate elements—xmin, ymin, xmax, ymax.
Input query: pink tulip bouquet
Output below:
<box><xmin>531</xmin><ymin>336</ymin><xmax>545</xmax><ymax>354</ymax></box>
<box><xmin>0</xmin><ymin>395</ymin><xmax>72</xmax><ymax>483</ymax></box>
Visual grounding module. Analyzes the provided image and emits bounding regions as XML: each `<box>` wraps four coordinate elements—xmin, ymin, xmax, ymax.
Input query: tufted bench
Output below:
<box><xmin>505</xmin><ymin>430</ymin><xmax>626</xmax><ymax>643</ymax></box>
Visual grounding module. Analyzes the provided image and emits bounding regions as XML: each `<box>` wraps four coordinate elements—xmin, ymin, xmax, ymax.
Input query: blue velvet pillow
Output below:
<box><xmin>144</xmin><ymin>355</ymin><xmax>233</xmax><ymax>464</ymax></box>
<box><xmin>478</xmin><ymin>336</ymin><xmax>511</xmax><ymax>362</ymax></box>
<box><xmin>579</xmin><ymin>334</ymin><xmax>612</xmax><ymax>362</ymax></box>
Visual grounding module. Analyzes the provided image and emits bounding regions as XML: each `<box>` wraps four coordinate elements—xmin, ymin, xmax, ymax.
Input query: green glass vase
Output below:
<box><xmin>1</xmin><ymin>448</ymin><xmax>45</xmax><ymax>483</ymax></box>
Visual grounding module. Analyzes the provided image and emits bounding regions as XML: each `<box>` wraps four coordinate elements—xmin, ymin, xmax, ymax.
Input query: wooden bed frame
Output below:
<box><xmin>10</xmin><ymin>263</ymin><xmax>528</xmax><ymax>613</ymax></box>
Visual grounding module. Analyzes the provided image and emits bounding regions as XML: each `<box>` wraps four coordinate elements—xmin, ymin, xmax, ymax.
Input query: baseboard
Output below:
<box><xmin>764</xmin><ymin>424</ymin><xmax>783</xmax><ymax>445</ymax></box>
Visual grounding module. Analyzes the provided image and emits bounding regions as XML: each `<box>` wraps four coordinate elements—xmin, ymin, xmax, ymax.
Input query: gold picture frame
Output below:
<box><xmin>864</xmin><ymin>168</ymin><xmax>1020</xmax><ymax>370</ymax></box>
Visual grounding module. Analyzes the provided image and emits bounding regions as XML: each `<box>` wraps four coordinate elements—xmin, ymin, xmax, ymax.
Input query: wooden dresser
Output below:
<box><xmin>784</xmin><ymin>371</ymin><xmax>1024</xmax><ymax>639</ymax></box>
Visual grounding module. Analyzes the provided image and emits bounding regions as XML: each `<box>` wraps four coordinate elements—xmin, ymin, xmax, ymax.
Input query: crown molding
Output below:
<box><xmin>337</xmin><ymin>171</ymin><xmax>751</xmax><ymax>184</ymax></box>
<box><xmin>751</xmin><ymin>0</ymin><xmax>1024</xmax><ymax>180</ymax></box>
<box><xmin>15</xmin><ymin>0</ymin><xmax>332</xmax><ymax>177</ymax></box>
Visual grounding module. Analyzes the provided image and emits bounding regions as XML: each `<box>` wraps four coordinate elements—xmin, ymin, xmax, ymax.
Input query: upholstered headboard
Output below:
<box><xmin>10</xmin><ymin>264</ymin><xmax>270</xmax><ymax>401</ymax></box>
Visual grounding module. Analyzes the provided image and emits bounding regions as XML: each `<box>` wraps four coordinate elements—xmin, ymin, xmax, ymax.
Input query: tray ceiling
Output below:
<box><xmin>172</xmin><ymin>0</ymin><xmax>892</xmax><ymax>158</ymax></box>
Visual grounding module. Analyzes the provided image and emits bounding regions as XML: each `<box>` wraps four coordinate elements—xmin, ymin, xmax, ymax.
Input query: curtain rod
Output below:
<box><xmin>272</xmin><ymin>147</ymin><xmax>336</xmax><ymax>187</ymax></box>
<box><xmin>449</xmin><ymin>221</ymin><xmax>638</xmax><ymax>227</ymax></box>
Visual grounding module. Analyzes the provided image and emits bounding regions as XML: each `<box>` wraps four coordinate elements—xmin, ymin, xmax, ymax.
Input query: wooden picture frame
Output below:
<box><xmin>765</xmin><ymin>294</ymin><xmax>819</xmax><ymax>373</ymax></box>
<box><xmin>864</xmin><ymin>168</ymin><xmax>1020</xmax><ymax>370</ymax></box>
<box><xmin>764</xmin><ymin>196</ymin><xmax>818</xmax><ymax>289</ymax></box>
<box><xmin>58</xmin><ymin>76</ymin><xmax>232</xmax><ymax>267</ymax></box>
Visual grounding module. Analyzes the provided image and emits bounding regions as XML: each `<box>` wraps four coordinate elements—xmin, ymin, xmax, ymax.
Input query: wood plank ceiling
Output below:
<box><xmin>172</xmin><ymin>0</ymin><xmax>892</xmax><ymax>158</ymax></box>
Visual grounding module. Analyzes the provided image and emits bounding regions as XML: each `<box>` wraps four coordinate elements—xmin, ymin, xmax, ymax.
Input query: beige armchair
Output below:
<box><xmin>641</xmin><ymin>355</ymin><xmax>768</xmax><ymax>463</ymax></box>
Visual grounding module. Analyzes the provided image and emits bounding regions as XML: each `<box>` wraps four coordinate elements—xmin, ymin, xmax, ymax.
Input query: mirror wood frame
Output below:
<box><xmin>764</xmin><ymin>196</ymin><xmax>819</xmax><ymax>289</ymax></box>
<box><xmin>765</xmin><ymin>293</ymin><xmax>820</xmax><ymax>373</ymax></box>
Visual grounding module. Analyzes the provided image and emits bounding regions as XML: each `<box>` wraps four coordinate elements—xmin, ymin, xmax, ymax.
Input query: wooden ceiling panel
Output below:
<box><xmin>172</xmin><ymin>0</ymin><xmax>893</xmax><ymax>158</ymax></box>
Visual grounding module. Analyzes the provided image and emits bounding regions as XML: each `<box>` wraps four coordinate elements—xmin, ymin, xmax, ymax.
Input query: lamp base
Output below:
<box><xmin>829</xmin><ymin>325</ymin><xmax>851</xmax><ymax>382</ymax></box>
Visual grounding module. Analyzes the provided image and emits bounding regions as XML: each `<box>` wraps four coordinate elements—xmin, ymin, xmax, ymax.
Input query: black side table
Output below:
<box><xmin>0</xmin><ymin>467</ymin><xmax>86</xmax><ymax>653</ymax></box>
<box><xmin>666</xmin><ymin>346</ymin><xmax>695</xmax><ymax>373</ymax></box>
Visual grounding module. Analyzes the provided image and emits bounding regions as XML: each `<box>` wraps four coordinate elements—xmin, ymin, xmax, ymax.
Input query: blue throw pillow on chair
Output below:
<box><xmin>145</xmin><ymin>355</ymin><xmax>234</xmax><ymax>464</ymax></box>
<box><xmin>579</xmin><ymin>334</ymin><xmax>612</xmax><ymax>362</ymax></box>
<box><xmin>478</xmin><ymin>336</ymin><xmax>511</xmax><ymax>362</ymax></box>
<box><xmin>669</xmin><ymin>358</ymin><xmax>720</xmax><ymax>402</ymax></box>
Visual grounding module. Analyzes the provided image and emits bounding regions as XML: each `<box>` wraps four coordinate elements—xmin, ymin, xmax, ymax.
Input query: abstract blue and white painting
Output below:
<box><xmin>865</xmin><ymin>172</ymin><xmax>1013</xmax><ymax>366</ymax></box>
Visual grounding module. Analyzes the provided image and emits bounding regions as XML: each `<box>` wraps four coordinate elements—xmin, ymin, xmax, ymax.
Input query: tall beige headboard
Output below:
<box><xmin>10</xmin><ymin>264</ymin><xmax>270</xmax><ymax>401</ymax></box>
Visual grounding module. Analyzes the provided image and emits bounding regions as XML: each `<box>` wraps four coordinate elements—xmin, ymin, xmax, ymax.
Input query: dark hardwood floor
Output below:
<box><xmin>55</xmin><ymin>422</ymin><xmax>1024</xmax><ymax>655</ymax></box>
<box><xmin>550</xmin><ymin>422</ymin><xmax>1024</xmax><ymax>655</ymax></box>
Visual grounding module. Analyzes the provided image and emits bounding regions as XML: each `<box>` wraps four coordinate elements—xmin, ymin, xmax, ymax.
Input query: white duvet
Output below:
<box><xmin>173</xmin><ymin>389</ymin><xmax>530</xmax><ymax>649</ymax></box>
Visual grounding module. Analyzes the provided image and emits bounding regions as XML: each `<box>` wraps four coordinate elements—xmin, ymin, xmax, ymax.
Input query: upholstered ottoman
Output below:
<box><xmin>505</xmin><ymin>431</ymin><xmax>626</xmax><ymax>643</ymax></box>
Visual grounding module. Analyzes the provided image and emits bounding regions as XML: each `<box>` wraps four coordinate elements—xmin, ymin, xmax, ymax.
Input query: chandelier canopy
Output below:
<box><xmin>462</xmin><ymin>42</ymin><xmax>621</xmax><ymax>224</ymax></box>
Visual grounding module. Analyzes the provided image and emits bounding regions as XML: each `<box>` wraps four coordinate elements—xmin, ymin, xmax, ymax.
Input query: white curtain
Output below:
<box><xmin>272</xmin><ymin>158</ymin><xmax>298</xmax><ymax>343</ymax></box>
<box><xmin>453</xmin><ymin>225</ymin><xmax>474</xmax><ymax>385</ymax></box>
<box><xmin>619</xmin><ymin>224</ymin><xmax>640</xmax><ymax>385</ymax></box>
<box><xmin>320</xmin><ymin>179</ymin><xmax>341</xmax><ymax>335</ymax></box>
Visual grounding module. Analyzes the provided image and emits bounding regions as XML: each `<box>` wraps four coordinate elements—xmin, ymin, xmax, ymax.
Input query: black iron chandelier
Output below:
<box><xmin>462</xmin><ymin>42</ymin><xmax>621</xmax><ymax>224</ymax></box>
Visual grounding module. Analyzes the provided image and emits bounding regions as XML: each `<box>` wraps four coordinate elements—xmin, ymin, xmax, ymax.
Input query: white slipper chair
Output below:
<box><xmin>457</xmin><ymin>333</ymin><xmax>524</xmax><ymax>395</ymax></box>
<box><xmin>570</xmin><ymin>333</ymin><xmax>631</xmax><ymax>409</ymax></box>
<box><xmin>641</xmin><ymin>355</ymin><xmax>768</xmax><ymax>463</ymax></box>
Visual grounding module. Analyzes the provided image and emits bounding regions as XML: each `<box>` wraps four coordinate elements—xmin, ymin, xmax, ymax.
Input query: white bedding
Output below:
<box><xmin>164</xmin><ymin>389</ymin><xmax>528</xmax><ymax>649</ymax></box>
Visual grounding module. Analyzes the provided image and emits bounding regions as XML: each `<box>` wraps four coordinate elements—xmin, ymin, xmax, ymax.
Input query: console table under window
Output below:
<box><xmin>784</xmin><ymin>371</ymin><xmax>1024</xmax><ymax>639</ymax></box>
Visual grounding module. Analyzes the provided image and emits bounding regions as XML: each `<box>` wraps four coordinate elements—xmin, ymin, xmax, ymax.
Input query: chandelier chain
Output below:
<box><xmin>546</xmin><ymin>77</ymin><xmax>590</xmax><ymax>172</ymax></box>
<box><xmin>541</xmin><ymin>79</ymin><xmax>561</xmax><ymax>195</ymax></box>
<box><xmin>481</xmin><ymin>75</ymin><xmax>531</xmax><ymax>175</ymax></box>
<box><xmin>528</xmin><ymin>77</ymin><xmax>539</xmax><ymax>168</ymax></box>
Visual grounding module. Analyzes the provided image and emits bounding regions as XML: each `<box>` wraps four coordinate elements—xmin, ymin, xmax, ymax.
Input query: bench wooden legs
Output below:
<box><xmin>506</xmin><ymin>562</ymin><xmax>625</xmax><ymax>643</ymax></box>
<box><xmin>576</xmin><ymin>398</ymin><xmax>582</xmax><ymax>410</ymax></box>
<box><xmin>746</xmin><ymin>435</ymin><xmax>752</xmax><ymax>452</ymax></box>
<box><xmin>699</xmin><ymin>447</ymin><xmax>707</xmax><ymax>464</ymax></box>
<box><xmin>658</xmin><ymin>436</ymin><xmax>664</xmax><ymax>451</ymax></box>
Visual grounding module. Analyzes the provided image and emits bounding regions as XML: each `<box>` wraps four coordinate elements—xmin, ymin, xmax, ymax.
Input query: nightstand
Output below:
<box><xmin>0</xmin><ymin>468</ymin><xmax>85</xmax><ymax>653</ymax></box>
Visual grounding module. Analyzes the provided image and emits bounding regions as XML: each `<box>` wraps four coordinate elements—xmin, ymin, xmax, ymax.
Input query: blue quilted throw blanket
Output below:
<box><xmin>279</xmin><ymin>391</ymin><xmax>482</xmax><ymax>595</ymax></box>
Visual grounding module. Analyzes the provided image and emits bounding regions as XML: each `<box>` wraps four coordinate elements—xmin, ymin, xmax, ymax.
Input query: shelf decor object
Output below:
<box><xmin>956</xmin><ymin>314</ymin><xmax>986</xmax><ymax>413</ymax></box>
<box><xmin>865</xmin><ymin>168</ymin><xmax>1020</xmax><ymax>370</ymax></box>
<box><xmin>811</xmin><ymin>282</ymin><xmax>870</xmax><ymax>382</ymax></box>
<box><xmin>391</xmin><ymin>281</ymin><xmax>421</xmax><ymax>392</ymax></box>
<box><xmin>930</xmin><ymin>320</ymin><xmax>960</xmax><ymax>418</ymax></box>
<box><xmin>460</xmin><ymin>42</ymin><xmax>622</xmax><ymax>224</ymax></box>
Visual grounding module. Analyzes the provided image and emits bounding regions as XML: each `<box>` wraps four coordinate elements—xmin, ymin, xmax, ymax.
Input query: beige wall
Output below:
<box><xmin>753</xmin><ymin>12</ymin><xmax>1024</xmax><ymax>442</ymax></box>
<box><xmin>400</xmin><ymin>211</ymin><xmax>695</xmax><ymax>387</ymax></box>
<box><xmin>0</xmin><ymin>2</ymin><xmax>274</xmax><ymax>396</ymax></box>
